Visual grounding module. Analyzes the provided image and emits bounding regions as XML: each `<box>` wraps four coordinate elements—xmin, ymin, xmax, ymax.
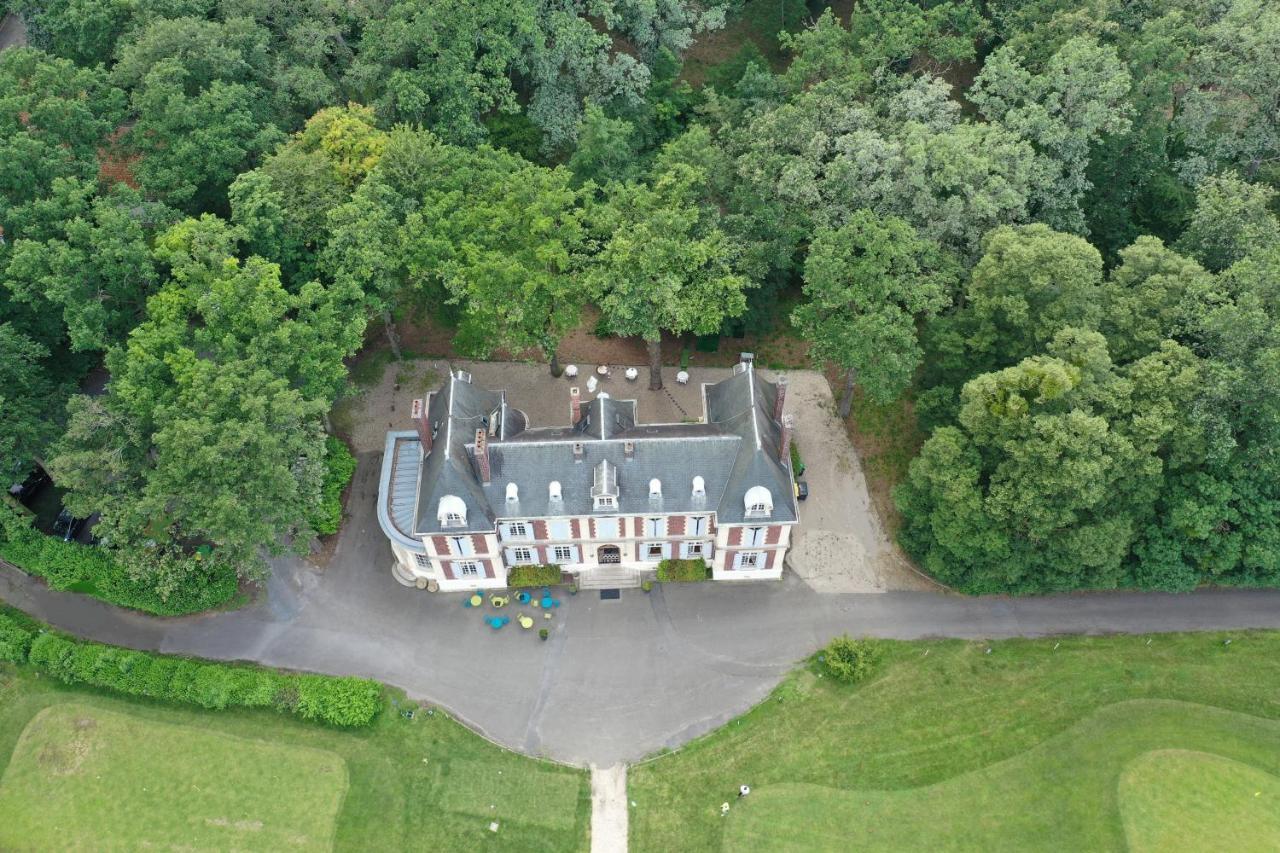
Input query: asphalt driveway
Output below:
<box><xmin>5</xmin><ymin>457</ymin><xmax>1280</xmax><ymax>767</ymax></box>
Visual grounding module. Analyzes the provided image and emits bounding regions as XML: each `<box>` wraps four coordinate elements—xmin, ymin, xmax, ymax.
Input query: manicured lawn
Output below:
<box><xmin>629</xmin><ymin>632</ymin><xmax>1280</xmax><ymax>852</ymax></box>
<box><xmin>0</xmin><ymin>665</ymin><xmax>590</xmax><ymax>852</ymax></box>
<box><xmin>1119</xmin><ymin>750</ymin><xmax>1280</xmax><ymax>853</ymax></box>
<box><xmin>0</xmin><ymin>702</ymin><xmax>347</xmax><ymax>850</ymax></box>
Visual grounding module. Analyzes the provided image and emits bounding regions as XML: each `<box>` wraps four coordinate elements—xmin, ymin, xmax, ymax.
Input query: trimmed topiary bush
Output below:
<box><xmin>821</xmin><ymin>635</ymin><xmax>881</xmax><ymax>684</ymax></box>
<box><xmin>657</xmin><ymin>558</ymin><xmax>709</xmax><ymax>582</ymax></box>
<box><xmin>25</xmin><ymin>632</ymin><xmax>382</xmax><ymax>726</ymax></box>
<box><xmin>507</xmin><ymin>564</ymin><xmax>562</xmax><ymax>588</ymax></box>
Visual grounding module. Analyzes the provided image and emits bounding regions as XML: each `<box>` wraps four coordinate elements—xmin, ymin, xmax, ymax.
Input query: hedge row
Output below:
<box><xmin>507</xmin><ymin>564</ymin><xmax>563</xmax><ymax>588</ymax></box>
<box><xmin>0</xmin><ymin>613</ymin><xmax>33</xmax><ymax>664</ymax></box>
<box><xmin>0</xmin><ymin>526</ymin><xmax>237</xmax><ymax>616</ymax></box>
<box><xmin>0</xmin><ymin>614</ymin><xmax>381</xmax><ymax>727</ymax></box>
<box><xmin>308</xmin><ymin>436</ymin><xmax>357</xmax><ymax>536</ymax></box>
<box><xmin>657</xmin><ymin>558</ymin><xmax>709</xmax><ymax>582</ymax></box>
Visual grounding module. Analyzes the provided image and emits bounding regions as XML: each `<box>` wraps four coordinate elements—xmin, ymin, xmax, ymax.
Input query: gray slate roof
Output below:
<box><xmin>411</xmin><ymin>364</ymin><xmax>796</xmax><ymax>534</ymax></box>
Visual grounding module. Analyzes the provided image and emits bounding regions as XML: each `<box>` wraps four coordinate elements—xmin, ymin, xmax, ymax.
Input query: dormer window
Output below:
<box><xmin>744</xmin><ymin>486</ymin><xmax>772</xmax><ymax>518</ymax></box>
<box><xmin>649</xmin><ymin>478</ymin><xmax>662</xmax><ymax>498</ymax></box>
<box><xmin>437</xmin><ymin>494</ymin><xmax>467</xmax><ymax>527</ymax></box>
<box><xmin>591</xmin><ymin>459</ymin><xmax>618</xmax><ymax>511</ymax></box>
<box><xmin>692</xmin><ymin>476</ymin><xmax>705</xmax><ymax>498</ymax></box>
<box><xmin>506</xmin><ymin>483</ymin><xmax>519</xmax><ymax>503</ymax></box>
<box><xmin>549</xmin><ymin>481</ymin><xmax>562</xmax><ymax>501</ymax></box>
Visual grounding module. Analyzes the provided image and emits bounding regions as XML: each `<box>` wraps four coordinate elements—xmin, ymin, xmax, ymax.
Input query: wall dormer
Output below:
<box><xmin>437</xmin><ymin>494</ymin><xmax>467</xmax><ymax>527</ymax></box>
<box><xmin>744</xmin><ymin>485</ymin><xmax>772</xmax><ymax>518</ymax></box>
<box><xmin>592</xmin><ymin>459</ymin><xmax>618</xmax><ymax>510</ymax></box>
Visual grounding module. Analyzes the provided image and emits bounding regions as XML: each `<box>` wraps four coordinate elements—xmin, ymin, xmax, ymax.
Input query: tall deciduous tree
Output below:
<box><xmin>971</xmin><ymin>35</ymin><xmax>1132</xmax><ymax>233</ymax></box>
<box><xmin>585</xmin><ymin>164</ymin><xmax>749</xmax><ymax>389</ymax></box>
<box><xmin>400</xmin><ymin>145</ymin><xmax>586</xmax><ymax>373</ymax></box>
<box><xmin>49</xmin><ymin>216</ymin><xmax>362</xmax><ymax>588</ymax></box>
<box><xmin>1174</xmin><ymin>173</ymin><xmax>1280</xmax><ymax>273</ymax></box>
<box><xmin>5</xmin><ymin>180</ymin><xmax>176</xmax><ymax>352</ymax></box>
<box><xmin>793</xmin><ymin>211</ymin><xmax>954</xmax><ymax>417</ymax></box>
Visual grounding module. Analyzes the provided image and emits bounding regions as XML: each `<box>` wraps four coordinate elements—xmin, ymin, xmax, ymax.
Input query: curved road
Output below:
<box><xmin>4</xmin><ymin>456</ymin><xmax>1280</xmax><ymax>767</ymax></box>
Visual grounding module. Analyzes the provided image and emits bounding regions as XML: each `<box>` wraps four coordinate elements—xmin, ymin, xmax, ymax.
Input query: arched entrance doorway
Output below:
<box><xmin>598</xmin><ymin>545</ymin><xmax>621</xmax><ymax>565</ymax></box>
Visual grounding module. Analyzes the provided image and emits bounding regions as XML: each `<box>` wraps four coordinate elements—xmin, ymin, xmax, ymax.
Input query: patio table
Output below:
<box><xmin>469</xmin><ymin>594</ymin><xmax>483</xmax><ymax>608</ymax></box>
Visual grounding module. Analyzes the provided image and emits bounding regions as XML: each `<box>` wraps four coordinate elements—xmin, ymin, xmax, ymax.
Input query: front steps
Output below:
<box><xmin>577</xmin><ymin>566</ymin><xmax>643</xmax><ymax>590</ymax></box>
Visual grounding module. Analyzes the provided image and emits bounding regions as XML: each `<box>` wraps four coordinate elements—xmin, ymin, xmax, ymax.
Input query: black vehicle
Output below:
<box><xmin>53</xmin><ymin>508</ymin><xmax>84</xmax><ymax>542</ymax></box>
<box><xmin>8</xmin><ymin>468</ymin><xmax>51</xmax><ymax>503</ymax></box>
<box><xmin>795</xmin><ymin>481</ymin><xmax>809</xmax><ymax>502</ymax></box>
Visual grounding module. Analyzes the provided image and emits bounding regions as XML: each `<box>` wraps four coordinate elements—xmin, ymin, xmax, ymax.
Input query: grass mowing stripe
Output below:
<box><xmin>629</xmin><ymin>632</ymin><xmax>1280</xmax><ymax>852</ymax></box>
<box><xmin>723</xmin><ymin>700</ymin><xmax>1280</xmax><ymax>852</ymax></box>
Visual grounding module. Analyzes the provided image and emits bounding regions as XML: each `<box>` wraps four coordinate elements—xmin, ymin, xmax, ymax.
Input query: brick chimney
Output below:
<box><xmin>570</xmin><ymin>386</ymin><xmax>582</xmax><ymax>424</ymax></box>
<box><xmin>411</xmin><ymin>398</ymin><xmax>431</xmax><ymax>452</ymax></box>
<box><xmin>780</xmin><ymin>414</ymin><xmax>795</xmax><ymax>467</ymax></box>
<box><xmin>474</xmin><ymin>429</ymin><xmax>491</xmax><ymax>483</ymax></box>
<box><xmin>774</xmin><ymin>377</ymin><xmax>787</xmax><ymax>422</ymax></box>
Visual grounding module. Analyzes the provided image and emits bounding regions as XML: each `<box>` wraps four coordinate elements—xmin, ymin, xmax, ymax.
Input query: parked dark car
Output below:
<box><xmin>795</xmin><ymin>481</ymin><xmax>809</xmax><ymax>502</ymax></box>
<box><xmin>8</xmin><ymin>468</ymin><xmax>51</xmax><ymax>503</ymax></box>
<box><xmin>53</xmin><ymin>508</ymin><xmax>84</xmax><ymax>542</ymax></box>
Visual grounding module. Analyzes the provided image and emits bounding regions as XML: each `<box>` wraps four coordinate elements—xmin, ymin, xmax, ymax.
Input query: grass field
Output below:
<box><xmin>628</xmin><ymin>632</ymin><xmax>1280</xmax><ymax>852</ymax></box>
<box><xmin>1119</xmin><ymin>750</ymin><xmax>1280</xmax><ymax>853</ymax></box>
<box><xmin>0</xmin><ymin>703</ymin><xmax>347</xmax><ymax>850</ymax></box>
<box><xmin>0</xmin><ymin>665</ymin><xmax>589</xmax><ymax>852</ymax></box>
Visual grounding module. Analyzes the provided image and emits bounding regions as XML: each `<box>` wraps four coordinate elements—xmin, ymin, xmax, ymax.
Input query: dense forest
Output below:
<box><xmin>0</xmin><ymin>0</ymin><xmax>1277</xmax><ymax>605</ymax></box>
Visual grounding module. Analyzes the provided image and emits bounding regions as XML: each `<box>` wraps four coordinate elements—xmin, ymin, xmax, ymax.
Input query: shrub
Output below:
<box><xmin>294</xmin><ymin>674</ymin><xmax>383</xmax><ymax>727</ymax></box>
<box><xmin>0</xmin><ymin>521</ymin><xmax>236</xmax><ymax>616</ymax></box>
<box><xmin>657</xmin><ymin>558</ymin><xmax>709</xmax><ymax>582</ymax></box>
<box><xmin>0</xmin><ymin>613</ymin><xmax>34</xmax><ymax>664</ymax></box>
<box><xmin>507</xmin><ymin>564</ymin><xmax>562</xmax><ymax>588</ymax></box>
<box><xmin>308</xmin><ymin>436</ymin><xmax>357</xmax><ymax>536</ymax></box>
<box><xmin>790</xmin><ymin>437</ymin><xmax>804</xmax><ymax>474</ymax></box>
<box><xmin>821</xmin><ymin>635</ymin><xmax>881</xmax><ymax>684</ymax></box>
<box><xmin>25</xmin><ymin>632</ymin><xmax>381</xmax><ymax>727</ymax></box>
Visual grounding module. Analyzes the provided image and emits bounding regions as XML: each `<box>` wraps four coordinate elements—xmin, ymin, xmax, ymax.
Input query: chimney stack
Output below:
<box><xmin>780</xmin><ymin>414</ymin><xmax>795</xmax><ymax>468</ymax></box>
<box><xmin>570</xmin><ymin>386</ymin><xmax>582</xmax><ymax>424</ymax></box>
<box><xmin>474</xmin><ymin>428</ymin><xmax>491</xmax><ymax>483</ymax></box>
<box><xmin>411</xmin><ymin>398</ymin><xmax>431</xmax><ymax>452</ymax></box>
<box><xmin>774</xmin><ymin>377</ymin><xmax>787</xmax><ymax>423</ymax></box>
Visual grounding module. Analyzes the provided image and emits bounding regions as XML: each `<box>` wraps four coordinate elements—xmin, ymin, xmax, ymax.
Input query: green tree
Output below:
<box><xmin>231</xmin><ymin>104</ymin><xmax>386</xmax><ymax>284</ymax></box>
<box><xmin>49</xmin><ymin>216</ymin><xmax>362</xmax><ymax>586</ymax></box>
<box><xmin>399</xmin><ymin>143</ymin><xmax>585</xmax><ymax>373</ymax></box>
<box><xmin>126</xmin><ymin>60</ymin><xmax>282</xmax><ymax>211</ymax></box>
<box><xmin>971</xmin><ymin>35</ymin><xmax>1132</xmax><ymax>233</ymax></box>
<box><xmin>1174</xmin><ymin>173</ymin><xmax>1280</xmax><ymax>273</ymax></box>
<box><xmin>897</xmin><ymin>328</ymin><xmax>1199</xmax><ymax>593</ymax></box>
<box><xmin>5</xmin><ymin>181</ymin><xmax>176</xmax><ymax>352</ymax></box>
<box><xmin>792</xmin><ymin>211</ymin><xmax>954</xmax><ymax>417</ymax></box>
<box><xmin>1177</xmin><ymin>0</ymin><xmax>1280</xmax><ymax>181</ymax></box>
<box><xmin>585</xmin><ymin>164</ymin><xmax>749</xmax><ymax>389</ymax></box>
<box><xmin>965</xmin><ymin>224</ymin><xmax>1105</xmax><ymax>370</ymax></box>
<box><xmin>0</xmin><ymin>324</ymin><xmax>66</xmax><ymax>474</ymax></box>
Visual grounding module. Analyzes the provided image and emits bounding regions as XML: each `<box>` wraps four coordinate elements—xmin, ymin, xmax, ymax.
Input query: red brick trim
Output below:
<box><xmin>728</xmin><ymin>527</ymin><xmax>742</xmax><ymax>546</ymax></box>
<box><xmin>571</xmin><ymin>518</ymin><xmax>581</xmax><ymax>539</ymax></box>
<box><xmin>668</xmin><ymin>515</ymin><xmax>686</xmax><ymax>535</ymax></box>
<box><xmin>765</xmin><ymin>549</ymin><xmax>776</xmax><ymax>570</ymax></box>
<box><xmin>441</xmin><ymin>561</ymin><xmax>455</xmax><ymax>580</ymax></box>
<box><xmin>482</xmin><ymin>559</ymin><xmax>495</xmax><ymax>579</ymax></box>
<box><xmin>472</xmin><ymin>534</ymin><xmax>486</xmax><ymax>553</ymax></box>
<box><xmin>533</xmin><ymin>520</ymin><xmax>548</xmax><ymax>540</ymax></box>
<box><xmin>430</xmin><ymin>535</ymin><xmax>448</xmax><ymax>556</ymax></box>
<box><xmin>766</xmin><ymin>526</ymin><xmax>781</xmax><ymax>545</ymax></box>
